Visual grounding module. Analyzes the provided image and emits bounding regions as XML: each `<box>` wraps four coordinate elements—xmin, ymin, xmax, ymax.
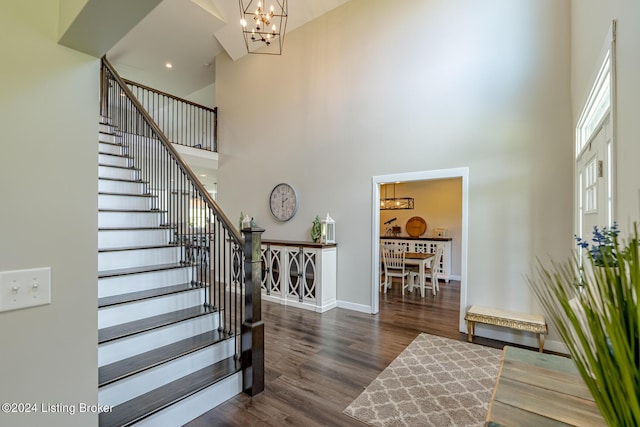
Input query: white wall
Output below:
<box><xmin>0</xmin><ymin>2</ymin><xmax>98</xmax><ymax>426</ymax></box>
<box><xmin>380</xmin><ymin>179</ymin><xmax>462</xmax><ymax>277</ymax></box>
<box><xmin>186</xmin><ymin>83</ymin><xmax>216</xmax><ymax>109</ymax></box>
<box><xmin>571</xmin><ymin>0</ymin><xmax>640</xmax><ymax>231</ymax></box>
<box><xmin>216</xmin><ymin>0</ymin><xmax>572</xmax><ymax>348</ymax></box>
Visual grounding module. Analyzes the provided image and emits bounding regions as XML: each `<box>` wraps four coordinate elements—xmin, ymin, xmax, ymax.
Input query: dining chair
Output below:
<box><xmin>425</xmin><ymin>245</ymin><xmax>444</xmax><ymax>294</ymax></box>
<box><xmin>409</xmin><ymin>244</ymin><xmax>443</xmax><ymax>296</ymax></box>
<box><xmin>381</xmin><ymin>244</ymin><xmax>411</xmax><ymax>295</ymax></box>
<box><xmin>380</xmin><ymin>246</ymin><xmax>389</xmax><ymax>293</ymax></box>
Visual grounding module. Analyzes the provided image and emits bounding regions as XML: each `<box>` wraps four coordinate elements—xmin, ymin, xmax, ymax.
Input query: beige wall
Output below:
<box><xmin>380</xmin><ymin>179</ymin><xmax>462</xmax><ymax>277</ymax></box>
<box><xmin>571</xmin><ymin>0</ymin><xmax>640</xmax><ymax>231</ymax></box>
<box><xmin>216</xmin><ymin>0</ymin><xmax>573</xmax><ymax>348</ymax></box>
<box><xmin>0</xmin><ymin>1</ymin><xmax>99</xmax><ymax>426</ymax></box>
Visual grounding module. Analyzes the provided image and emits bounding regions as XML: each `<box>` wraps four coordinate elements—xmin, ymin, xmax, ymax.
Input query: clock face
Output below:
<box><xmin>269</xmin><ymin>183</ymin><xmax>298</xmax><ymax>222</ymax></box>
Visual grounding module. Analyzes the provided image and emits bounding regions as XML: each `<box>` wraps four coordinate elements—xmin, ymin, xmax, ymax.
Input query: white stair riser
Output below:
<box><xmin>99</xmin><ymin>165</ymin><xmax>139</xmax><ymax>181</ymax></box>
<box><xmin>98</xmin><ymin>178</ymin><xmax>146</xmax><ymax>194</ymax></box>
<box><xmin>98</xmin><ymin>142</ymin><xmax>124</xmax><ymax>155</ymax></box>
<box><xmin>99</xmin><ymin>133</ymin><xmax>120</xmax><ymax>144</ymax></box>
<box><xmin>99</xmin><ymin>194</ymin><xmax>152</xmax><ymax>210</ymax></box>
<box><xmin>99</xmin><ymin>211</ymin><xmax>166</xmax><ymax>228</ymax></box>
<box><xmin>98</xmin><ymin>268</ymin><xmax>192</xmax><ymax>298</ymax></box>
<box><xmin>98</xmin><ymin>288</ymin><xmax>205</xmax><ymax>328</ymax></box>
<box><xmin>133</xmin><ymin>373</ymin><xmax>242</xmax><ymax>427</ymax></box>
<box><xmin>98</xmin><ymin>314</ymin><xmax>219</xmax><ymax>366</ymax></box>
<box><xmin>99</xmin><ymin>247</ymin><xmax>181</xmax><ymax>270</ymax></box>
<box><xmin>98</xmin><ymin>153</ymin><xmax>130</xmax><ymax>168</ymax></box>
<box><xmin>99</xmin><ymin>228</ymin><xmax>172</xmax><ymax>249</ymax></box>
<box><xmin>99</xmin><ymin>340</ymin><xmax>236</xmax><ymax>407</ymax></box>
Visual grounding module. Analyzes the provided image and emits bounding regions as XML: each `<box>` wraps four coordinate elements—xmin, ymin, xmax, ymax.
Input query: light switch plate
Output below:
<box><xmin>0</xmin><ymin>267</ymin><xmax>51</xmax><ymax>313</ymax></box>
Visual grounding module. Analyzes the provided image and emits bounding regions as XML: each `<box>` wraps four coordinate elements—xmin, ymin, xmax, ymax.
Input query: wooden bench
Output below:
<box><xmin>465</xmin><ymin>305</ymin><xmax>547</xmax><ymax>352</ymax></box>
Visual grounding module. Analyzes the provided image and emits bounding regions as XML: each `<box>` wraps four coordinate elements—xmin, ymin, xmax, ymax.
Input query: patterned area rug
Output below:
<box><xmin>344</xmin><ymin>333</ymin><xmax>503</xmax><ymax>427</ymax></box>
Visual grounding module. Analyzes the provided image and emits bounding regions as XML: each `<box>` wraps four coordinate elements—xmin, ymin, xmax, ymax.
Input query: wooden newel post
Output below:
<box><xmin>241</xmin><ymin>226</ymin><xmax>265</xmax><ymax>396</ymax></box>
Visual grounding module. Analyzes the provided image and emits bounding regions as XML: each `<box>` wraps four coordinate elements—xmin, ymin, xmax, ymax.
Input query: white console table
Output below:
<box><xmin>380</xmin><ymin>236</ymin><xmax>452</xmax><ymax>282</ymax></box>
<box><xmin>260</xmin><ymin>239</ymin><xmax>337</xmax><ymax>313</ymax></box>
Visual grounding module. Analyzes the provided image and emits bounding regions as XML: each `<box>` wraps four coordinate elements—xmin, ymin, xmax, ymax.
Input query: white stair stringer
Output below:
<box><xmin>99</xmin><ymin>338</ymin><xmax>236</xmax><ymax>407</ymax></box>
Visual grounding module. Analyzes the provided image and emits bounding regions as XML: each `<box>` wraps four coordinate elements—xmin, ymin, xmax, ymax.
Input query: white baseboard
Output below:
<box><xmin>336</xmin><ymin>300</ymin><xmax>372</xmax><ymax>314</ymax></box>
<box><xmin>335</xmin><ymin>300</ymin><xmax>569</xmax><ymax>354</ymax></box>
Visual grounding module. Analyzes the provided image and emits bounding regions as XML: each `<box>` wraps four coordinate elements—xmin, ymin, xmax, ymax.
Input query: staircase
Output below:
<box><xmin>96</xmin><ymin>57</ymin><xmax>264</xmax><ymax>426</ymax></box>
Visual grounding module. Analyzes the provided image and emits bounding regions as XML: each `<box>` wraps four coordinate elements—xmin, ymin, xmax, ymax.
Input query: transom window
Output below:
<box><xmin>576</xmin><ymin>51</ymin><xmax>611</xmax><ymax>157</ymax></box>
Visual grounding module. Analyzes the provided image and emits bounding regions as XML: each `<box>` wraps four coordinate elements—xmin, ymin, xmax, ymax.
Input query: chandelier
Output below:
<box><xmin>380</xmin><ymin>183</ymin><xmax>415</xmax><ymax>210</ymax></box>
<box><xmin>239</xmin><ymin>0</ymin><xmax>288</xmax><ymax>55</ymax></box>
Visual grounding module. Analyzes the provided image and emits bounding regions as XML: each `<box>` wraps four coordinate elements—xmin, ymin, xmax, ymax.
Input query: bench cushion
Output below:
<box><xmin>465</xmin><ymin>305</ymin><xmax>547</xmax><ymax>334</ymax></box>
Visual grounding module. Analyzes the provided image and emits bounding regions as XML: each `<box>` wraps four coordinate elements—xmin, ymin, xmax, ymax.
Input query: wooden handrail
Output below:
<box><xmin>122</xmin><ymin>77</ymin><xmax>218</xmax><ymax>113</ymax></box>
<box><xmin>101</xmin><ymin>56</ymin><xmax>243</xmax><ymax>245</ymax></box>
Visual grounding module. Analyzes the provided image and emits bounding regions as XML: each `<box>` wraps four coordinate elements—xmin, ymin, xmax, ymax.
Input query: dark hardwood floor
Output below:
<box><xmin>185</xmin><ymin>279</ymin><xmax>521</xmax><ymax>426</ymax></box>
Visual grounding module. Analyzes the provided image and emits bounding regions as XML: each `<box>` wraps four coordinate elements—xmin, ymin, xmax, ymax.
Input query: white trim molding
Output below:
<box><xmin>371</xmin><ymin>167</ymin><xmax>470</xmax><ymax>335</ymax></box>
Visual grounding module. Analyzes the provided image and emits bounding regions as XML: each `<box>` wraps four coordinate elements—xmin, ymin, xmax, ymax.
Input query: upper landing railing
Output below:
<box><xmin>123</xmin><ymin>78</ymin><xmax>217</xmax><ymax>152</ymax></box>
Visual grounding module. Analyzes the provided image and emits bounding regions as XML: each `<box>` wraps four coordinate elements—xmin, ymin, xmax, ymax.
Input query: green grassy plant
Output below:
<box><xmin>528</xmin><ymin>225</ymin><xmax>640</xmax><ymax>426</ymax></box>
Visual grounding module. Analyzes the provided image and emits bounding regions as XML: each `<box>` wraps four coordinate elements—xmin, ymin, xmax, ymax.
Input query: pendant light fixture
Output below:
<box><xmin>239</xmin><ymin>0</ymin><xmax>288</xmax><ymax>55</ymax></box>
<box><xmin>380</xmin><ymin>183</ymin><xmax>415</xmax><ymax>210</ymax></box>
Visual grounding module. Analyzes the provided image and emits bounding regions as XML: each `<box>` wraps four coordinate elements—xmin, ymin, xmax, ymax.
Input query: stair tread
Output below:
<box><xmin>98</xmin><ymin>283</ymin><xmax>198</xmax><ymax>308</ymax></box>
<box><xmin>99</xmin><ymin>163</ymin><xmax>140</xmax><ymax>171</ymax></box>
<box><xmin>98</xmin><ymin>208</ymin><xmax>167</xmax><ymax>213</ymax></box>
<box><xmin>98</xmin><ymin>263</ymin><xmax>191</xmax><ymax>279</ymax></box>
<box><xmin>98</xmin><ymin>140</ymin><xmax>123</xmax><ymax>147</ymax></box>
<box><xmin>99</xmin><ymin>153</ymin><xmax>133</xmax><ymax>161</ymax></box>
<box><xmin>98</xmin><ymin>305</ymin><xmax>211</xmax><ymax>344</ymax></box>
<box><xmin>99</xmin><ymin>191</ymin><xmax>156</xmax><ymax>198</ymax></box>
<box><xmin>98</xmin><ymin>328</ymin><xmax>225</xmax><ymax>386</ymax></box>
<box><xmin>98</xmin><ymin>243</ymin><xmax>180</xmax><ymax>252</ymax></box>
<box><xmin>99</xmin><ymin>131</ymin><xmax>121</xmax><ymax>138</ymax></box>
<box><xmin>99</xmin><ymin>226</ymin><xmax>174</xmax><ymax>231</ymax></box>
<box><xmin>99</xmin><ymin>177</ymin><xmax>146</xmax><ymax>184</ymax></box>
<box><xmin>99</xmin><ymin>356</ymin><xmax>240</xmax><ymax>427</ymax></box>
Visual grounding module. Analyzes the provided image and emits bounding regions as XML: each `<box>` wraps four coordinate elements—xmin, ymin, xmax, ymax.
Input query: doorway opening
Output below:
<box><xmin>371</xmin><ymin>168</ymin><xmax>469</xmax><ymax>333</ymax></box>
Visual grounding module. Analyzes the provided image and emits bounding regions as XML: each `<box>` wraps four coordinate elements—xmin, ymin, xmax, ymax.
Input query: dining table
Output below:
<box><xmin>403</xmin><ymin>252</ymin><xmax>435</xmax><ymax>297</ymax></box>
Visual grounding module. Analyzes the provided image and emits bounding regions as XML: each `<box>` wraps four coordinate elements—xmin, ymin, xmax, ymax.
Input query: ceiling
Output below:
<box><xmin>106</xmin><ymin>0</ymin><xmax>352</xmax><ymax>97</ymax></box>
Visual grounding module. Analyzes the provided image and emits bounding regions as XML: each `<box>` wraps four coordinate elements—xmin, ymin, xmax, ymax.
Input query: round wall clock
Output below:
<box><xmin>269</xmin><ymin>183</ymin><xmax>298</xmax><ymax>222</ymax></box>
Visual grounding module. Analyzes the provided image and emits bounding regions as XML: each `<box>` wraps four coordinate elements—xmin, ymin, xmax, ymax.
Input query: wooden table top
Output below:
<box><xmin>405</xmin><ymin>252</ymin><xmax>434</xmax><ymax>260</ymax></box>
<box><xmin>486</xmin><ymin>346</ymin><xmax>606</xmax><ymax>427</ymax></box>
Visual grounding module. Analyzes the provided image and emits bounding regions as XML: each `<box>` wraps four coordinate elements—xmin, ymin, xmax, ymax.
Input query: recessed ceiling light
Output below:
<box><xmin>165</xmin><ymin>62</ymin><xmax>173</xmax><ymax>69</ymax></box>
<box><xmin>199</xmin><ymin>174</ymin><xmax>207</xmax><ymax>177</ymax></box>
